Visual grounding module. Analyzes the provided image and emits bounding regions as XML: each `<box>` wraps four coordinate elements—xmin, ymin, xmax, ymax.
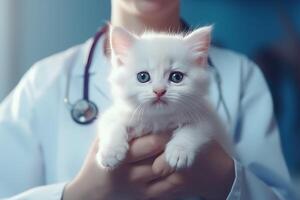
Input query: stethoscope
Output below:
<box><xmin>64</xmin><ymin>25</ymin><xmax>108</xmax><ymax>125</ymax></box>
<box><xmin>64</xmin><ymin>23</ymin><xmax>231</xmax><ymax>125</ymax></box>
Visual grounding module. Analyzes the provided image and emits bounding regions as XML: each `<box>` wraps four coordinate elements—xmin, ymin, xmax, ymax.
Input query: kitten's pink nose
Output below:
<box><xmin>153</xmin><ymin>89</ymin><xmax>166</xmax><ymax>97</ymax></box>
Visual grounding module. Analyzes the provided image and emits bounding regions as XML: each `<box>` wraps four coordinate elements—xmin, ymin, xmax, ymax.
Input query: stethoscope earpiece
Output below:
<box><xmin>71</xmin><ymin>99</ymin><xmax>98</xmax><ymax>125</ymax></box>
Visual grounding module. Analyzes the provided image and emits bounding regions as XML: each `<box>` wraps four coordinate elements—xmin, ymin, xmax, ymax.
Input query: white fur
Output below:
<box><xmin>96</xmin><ymin>25</ymin><xmax>231</xmax><ymax>170</ymax></box>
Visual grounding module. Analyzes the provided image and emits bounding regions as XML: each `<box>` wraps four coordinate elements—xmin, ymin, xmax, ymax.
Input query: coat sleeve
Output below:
<box><xmin>0</xmin><ymin>66</ymin><xmax>66</xmax><ymax>200</ymax></box>
<box><xmin>226</xmin><ymin>57</ymin><xmax>297</xmax><ymax>199</ymax></box>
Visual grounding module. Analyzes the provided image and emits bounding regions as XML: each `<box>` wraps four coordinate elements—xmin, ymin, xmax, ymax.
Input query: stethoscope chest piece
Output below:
<box><xmin>71</xmin><ymin>99</ymin><xmax>98</xmax><ymax>125</ymax></box>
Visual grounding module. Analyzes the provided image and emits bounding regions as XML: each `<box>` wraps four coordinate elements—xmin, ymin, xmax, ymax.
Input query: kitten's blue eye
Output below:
<box><xmin>137</xmin><ymin>71</ymin><xmax>151</xmax><ymax>83</ymax></box>
<box><xmin>169</xmin><ymin>71</ymin><xmax>184</xmax><ymax>83</ymax></box>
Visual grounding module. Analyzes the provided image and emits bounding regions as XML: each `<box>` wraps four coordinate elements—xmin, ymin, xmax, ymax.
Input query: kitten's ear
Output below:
<box><xmin>110</xmin><ymin>26</ymin><xmax>137</xmax><ymax>65</ymax></box>
<box><xmin>184</xmin><ymin>25</ymin><xmax>212</xmax><ymax>65</ymax></box>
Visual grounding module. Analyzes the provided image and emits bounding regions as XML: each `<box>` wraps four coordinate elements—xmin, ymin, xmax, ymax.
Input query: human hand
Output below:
<box><xmin>146</xmin><ymin>141</ymin><xmax>235</xmax><ymax>200</ymax></box>
<box><xmin>63</xmin><ymin>133</ymin><xmax>171</xmax><ymax>200</ymax></box>
<box><xmin>63</xmin><ymin>133</ymin><xmax>234</xmax><ymax>200</ymax></box>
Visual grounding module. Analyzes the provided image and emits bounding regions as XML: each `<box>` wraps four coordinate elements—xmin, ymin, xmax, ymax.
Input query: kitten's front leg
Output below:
<box><xmin>165</xmin><ymin>123</ymin><xmax>211</xmax><ymax>170</ymax></box>
<box><xmin>96</xmin><ymin>115</ymin><xmax>129</xmax><ymax>170</ymax></box>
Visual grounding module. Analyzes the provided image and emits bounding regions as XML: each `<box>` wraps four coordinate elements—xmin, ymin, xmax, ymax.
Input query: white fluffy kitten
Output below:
<box><xmin>96</xmin><ymin>25</ymin><xmax>229</xmax><ymax>170</ymax></box>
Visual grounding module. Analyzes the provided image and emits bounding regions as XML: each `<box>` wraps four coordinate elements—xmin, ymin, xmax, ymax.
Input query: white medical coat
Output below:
<box><xmin>0</xmin><ymin>33</ymin><xmax>296</xmax><ymax>200</ymax></box>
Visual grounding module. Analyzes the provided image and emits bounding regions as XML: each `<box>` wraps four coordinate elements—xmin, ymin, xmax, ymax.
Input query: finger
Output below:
<box><xmin>131</xmin><ymin>155</ymin><xmax>156</xmax><ymax>166</ymax></box>
<box><xmin>90</xmin><ymin>137</ymin><xmax>99</xmax><ymax>155</ymax></box>
<box><xmin>79</xmin><ymin>137</ymin><xmax>101</xmax><ymax>173</ymax></box>
<box><xmin>144</xmin><ymin>179</ymin><xmax>174</xmax><ymax>199</ymax></box>
<box><xmin>129</xmin><ymin>164</ymin><xmax>161</xmax><ymax>183</ymax></box>
<box><xmin>152</xmin><ymin>153</ymin><xmax>174</xmax><ymax>177</ymax></box>
<box><xmin>126</xmin><ymin>134</ymin><xmax>171</xmax><ymax>163</ymax></box>
<box><xmin>83</xmin><ymin>137</ymin><xmax>99</xmax><ymax>163</ymax></box>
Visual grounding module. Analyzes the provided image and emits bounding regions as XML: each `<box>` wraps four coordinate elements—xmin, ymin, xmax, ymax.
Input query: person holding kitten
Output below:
<box><xmin>0</xmin><ymin>0</ymin><xmax>296</xmax><ymax>200</ymax></box>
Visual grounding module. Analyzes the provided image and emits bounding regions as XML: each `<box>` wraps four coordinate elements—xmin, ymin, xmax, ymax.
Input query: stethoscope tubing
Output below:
<box><xmin>83</xmin><ymin>25</ymin><xmax>108</xmax><ymax>101</ymax></box>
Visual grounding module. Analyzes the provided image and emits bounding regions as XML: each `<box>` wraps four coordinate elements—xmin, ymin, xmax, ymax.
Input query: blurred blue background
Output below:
<box><xmin>0</xmin><ymin>0</ymin><xmax>299</xmax><ymax>185</ymax></box>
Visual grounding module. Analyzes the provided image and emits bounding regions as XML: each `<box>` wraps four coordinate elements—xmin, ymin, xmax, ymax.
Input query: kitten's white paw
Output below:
<box><xmin>96</xmin><ymin>143</ymin><xmax>129</xmax><ymax>170</ymax></box>
<box><xmin>165</xmin><ymin>144</ymin><xmax>196</xmax><ymax>170</ymax></box>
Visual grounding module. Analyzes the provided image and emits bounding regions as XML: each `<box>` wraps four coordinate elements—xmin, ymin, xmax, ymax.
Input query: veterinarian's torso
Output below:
<box><xmin>0</xmin><ymin>35</ymin><xmax>261</xmax><ymax>198</ymax></box>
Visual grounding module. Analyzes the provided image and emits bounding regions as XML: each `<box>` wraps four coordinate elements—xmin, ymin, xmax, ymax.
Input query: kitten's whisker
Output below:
<box><xmin>168</xmin><ymin>93</ymin><xmax>207</xmax><ymax>114</ymax></box>
<box><xmin>167</xmin><ymin>96</ymin><xmax>204</xmax><ymax>122</ymax></box>
<box><xmin>136</xmin><ymin>105</ymin><xmax>144</xmax><ymax>122</ymax></box>
<box><xmin>139</xmin><ymin>106</ymin><xmax>145</xmax><ymax>122</ymax></box>
<box><xmin>167</xmin><ymin>97</ymin><xmax>192</xmax><ymax>120</ymax></box>
<box><xmin>129</xmin><ymin>104</ymin><xmax>142</xmax><ymax>124</ymax></box>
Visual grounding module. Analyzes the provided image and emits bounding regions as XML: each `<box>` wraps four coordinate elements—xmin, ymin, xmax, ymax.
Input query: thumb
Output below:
<box><xmin>152</xmin><ymin>153</ymin><xmax>174</xmax><ymax>177</ymax></box>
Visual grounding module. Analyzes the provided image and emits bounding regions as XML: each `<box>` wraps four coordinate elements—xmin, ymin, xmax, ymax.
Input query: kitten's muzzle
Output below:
<box><xmin>153</xmin><ymin>89</ymin><xmax>166</xmax><ymax>98</ymax></box>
